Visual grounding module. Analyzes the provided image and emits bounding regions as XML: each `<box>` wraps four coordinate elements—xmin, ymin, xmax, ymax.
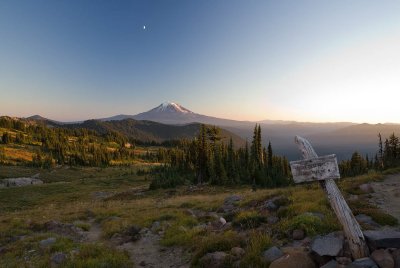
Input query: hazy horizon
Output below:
<box><xmin>1</xmin><ymin>1</ymin><xmax>400</xmax><ymax>124</ymax></box>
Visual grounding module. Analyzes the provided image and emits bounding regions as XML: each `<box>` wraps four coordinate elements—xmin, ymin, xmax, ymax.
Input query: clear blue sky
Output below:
<box><xmin>1</xmin><ymin>0</ymin><xmax>400</xmax><ymax>123</ymax></box>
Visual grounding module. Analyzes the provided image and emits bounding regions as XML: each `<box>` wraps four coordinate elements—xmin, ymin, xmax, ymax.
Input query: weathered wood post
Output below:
<box><xmin>290</xmin><ymin>136</ymin><xmax>369</xmax><ymax>259</ymax></box>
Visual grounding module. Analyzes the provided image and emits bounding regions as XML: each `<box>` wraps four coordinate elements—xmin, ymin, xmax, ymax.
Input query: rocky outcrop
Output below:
<box><xmin>0</xmin><ymin>177</ymin><xmax>43</xmax><ymax>188</ymax></box>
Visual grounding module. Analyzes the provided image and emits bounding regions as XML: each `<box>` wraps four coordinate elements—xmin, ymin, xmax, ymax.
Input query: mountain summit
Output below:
<box><xmin>150</xmin><ymin>102</ymin><xmax>193</xmax><ymax>114</ymax></box>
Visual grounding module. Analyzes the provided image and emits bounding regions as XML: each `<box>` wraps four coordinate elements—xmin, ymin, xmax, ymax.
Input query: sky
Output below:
<box><xmin>1</xmin><ymin>0</ymin><xmax>400</xmax><ymax>123</ymax></box>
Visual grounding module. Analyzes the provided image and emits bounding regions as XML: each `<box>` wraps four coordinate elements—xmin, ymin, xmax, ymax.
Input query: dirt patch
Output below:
<box><xmin>369</xmin><ymin>174</ymin><xmax>400</xmax><ymax>222</ymax></box>
<box><xmin>117</xmin><ymin>229</ymin><xmax>190</xmax><ymax>268</ymax></box>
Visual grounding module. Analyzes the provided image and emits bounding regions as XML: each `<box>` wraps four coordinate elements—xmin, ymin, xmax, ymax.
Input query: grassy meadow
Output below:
<box><xmin>0</xmin><ymin>165</ymin><xmax>398</xmax><ymax>267</ymax></box>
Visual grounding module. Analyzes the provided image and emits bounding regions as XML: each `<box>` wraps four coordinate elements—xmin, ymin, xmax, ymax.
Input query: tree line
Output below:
<box><xmin>150</xmin><ymin>124</ymin><xmax>292</xmax><ymax>189</ymax></box>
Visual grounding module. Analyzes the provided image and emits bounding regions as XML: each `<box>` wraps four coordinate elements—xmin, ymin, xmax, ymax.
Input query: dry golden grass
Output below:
<box><xmin>3</xmin><ymin>147</ymin><xmax>35</xmax><ymax>162</ymax></box>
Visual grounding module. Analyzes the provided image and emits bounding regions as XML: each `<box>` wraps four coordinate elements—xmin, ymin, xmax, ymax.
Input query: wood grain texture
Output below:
<box><xmin>293</xmin><ymin>136</ymin><xmax>369</xmax><ymax>259</ymax></box>
<box><xmin>290</xmin><ymin>154</ymin><xmax>340</xmax><ymax>183</ymax></box>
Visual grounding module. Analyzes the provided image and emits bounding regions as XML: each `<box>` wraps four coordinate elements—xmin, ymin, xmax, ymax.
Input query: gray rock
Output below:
<box><xmin>311</xmin><ymin>236</ymin><xmax>343</xmax><ymax>257</ymax></box>
<box><xmin>350</xmin><ymin>257</ymin><xmax>378</xmax><ymax>268</ymax></box>
<box><xmin>356</xmin><ymin>214</ymin><xmax>380</xmax><ymax>228</ymax></box>
<box><xmin>293</xmin><ymin>229</ymin><xmax>305</xmax><ymax>240</ymax></box>
<box><xmin>219</xmin><ymin>217</ymin><xmax>227</xmax><ymax>226</ymax></box>
<box><xmin>0</xmin><ymin>177</ymin><xmax>43</xmax><ymax>188</ymax></box>
<box><xmin>151</xmin><ymin>221</ymin><xmax>161</xmax><ymax>232</ymax></box>
<box><xmin>231</xmin><ymin>247</ymin><xmax>245</xmax><ymax>258</ymax></box>
<box><xmin>267</xmin><ymin>216</ymin><xmax>279</xmax><ymax>224</ymax></box>
<box><xmin>269</xmin><ymin>248</ymin><xmax>316</xmax><ymax>268</ymax></box>
<box><xmin>262</xmin><ymin>246</ymin><xmax>284</xmax><ymax>263</ymax></box>
<box><xmin>51</xmin><ymin>252</ymin><xmax>67</xmax><ymax>265</ymax></box>
<box><xmin>336</xmin><ymin>256</ymin><xmax>352</xmax><ymax>265</ymax></box>
<box><xmin>371</xmin><ymin>249</ymin><xmax>394</xmax><ymax>268</ymax></box>
<box><xmin>224</xmin><ymin>195</ymin><xmax>242</xmax><ymax>205</ymax></box>
<box><xmin>265</xmin><ymin>200</ymin><xmax>278</xmax><ymax>211</ymax></box>
<box><xmin>40</xmin><ymin>237</ymin><xmax>56</xmax><ymax>248</ymax></box>
<box><xmin>364</xmin><ymin>230</ymin><xmax>400</xmax><ymax>250</ymax></box>
<box><xmin>199</xmin><ymin>251</ymin><xmax>229</xmax><ymax>268</ymax></box>
<box><xmin>320</xmin><ymin>260</ymin><xmax>337</xmax><ymax>268</ymax></box>
<box><xmin>359</xmin><ymin>183</ymin><xmax>374</xmax><ymax>193</ymax></box>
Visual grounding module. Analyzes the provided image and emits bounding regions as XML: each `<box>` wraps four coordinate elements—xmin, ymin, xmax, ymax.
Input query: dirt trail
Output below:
<box><xmin>84</xmin><ymin>219</ymin><xmax>102</xmax><ymax>243</ymax></box>
<box><xmin>117</xmin><ymin>230</ymin><xmax>190</xmax><ymax>268</ymax></box>
<box><xmin>370</xmin><ymin>173</ymin><xmax>400</xmax><ymax>222</ymax></box>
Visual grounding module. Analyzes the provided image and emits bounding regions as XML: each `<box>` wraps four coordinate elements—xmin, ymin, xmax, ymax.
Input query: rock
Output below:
<box><xmin>364</xmin><ymin>230</ymin><xmax>400</xmax><ymax>250</ymax></box>
<box><xmin>0</xmin><ymin>177</ymin><xmax>43</xmax><ymax>188</ymax></box>
<box><xmin>224</xmin><ymin>195</ymin><xmax>242</xmax><ymax>205</ymax></box>
<box><xmin>359</xmin><ymin>183</ymin><xmax>374</xmax><ymax>193</ymax></box>
<box><xmin>269</xmin><ymin>249</ymin><xmax>316</xmax><ymax>268</ymax></box>
<box><xmin>139</xmin><ymin>260</ymin><xmax>146</xmax><ymax>266</ymax></box>
<box><xmin>265</xmin><ymin>200</ymin><xmax>278</xmax><ymax>211</ymax></box>
<box><xmin>219</xmin><ymin>217</ymin><xmax>227</xmax><ymax>226</ymax></box>
<box><xmin>262</xmin><ymin>246</ymin><xmax>284</xmax><ymax>263</ymax></box>
<box><xmin>110</xmin><ymin>233</ymin><xmax>132</xmax><ymax>245</ymax></box>
<box><xmin>199</xmin><ymin>251</ymin><xmax>229</xmax><ymax>268</ymax></box>
<box><xmin>125</xmin><ymin>225</ymin><xmax>141</xmax><ymax>241</ymax></box>
<box><xmin>371</xmin><ymin>249</ymin><xmax>394</xmax><ymax>268</ymax></box>
<box><xmin>336</xmin><ymin>256</ymin><xmax>352</xmax><ymax>265</ymax></box>
<box><xmin>184</xmin><ymin>209</ymin><xmax>196</xmax><ymax>218</ymax></box>
<box><xmin>51</xmin><ymin>252</ymin><xmax>67</xmax><ymax>265</ymax></box>
<box><xmin>392</xmin><ymin>249</ymin><xmax>400</xmax><ymax>268</ymax></box>
<box><xmin>231</xmin><ymin>247</ymin><xmax>245</xmax><ymax>258</ymax></box>
<box><xmin>293</xmin><ymin>229</ymin><xmax>305</xmax><ymax>240</ymax></box>
<box><xmin>356</xmin><ymin>214</ymin><xmax>380</xmax><ymax>228</ymax></box>
<box><xmin>320</xmin><ymin>260</ymin><xmax>337</xmax><ymax>268</ymax></box>
<box><xmin>350</xmin><ymin>257</ymin><xmax>378</xmax><ymax>268</ymax></box>
<box><xmin>311</xmin><ymin>236</ymin><xmax>343</xmax><ymax>257</ymax></box>
<box><xmin>40</xmin><ymin>237</ymin><xmax>56</xmax><ymax>248</ymax></box>
<box><xmin>43</xmin><ymin>221</ymin><xmax>85</xmax><ymax>241</ymax></box>
<box><xmin>151</xmin><ymin>221</ymin><xmax>161</xmax><ymax>232</ymax></box>
<box><xmin>267</xmin><ymin>216</ymin><xmax>279</xmax><ymax>224</ymax></box>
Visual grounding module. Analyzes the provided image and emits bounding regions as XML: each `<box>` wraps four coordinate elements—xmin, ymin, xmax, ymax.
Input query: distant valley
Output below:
<box><xmin>24</xmin><ymin>102</ymin><xmax>400</xmax><ymax>160</ymax></box>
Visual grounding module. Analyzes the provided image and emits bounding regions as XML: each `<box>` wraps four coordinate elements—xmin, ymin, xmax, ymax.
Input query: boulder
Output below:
<box><xmin>269</xmin><ymin>249</ymin><xmax>316</xmax><ymax>268</ymax></box>
<box><xmin>350</xmin><ymin>257</ymin><xmax>379</xmax><ymax>268</ymax></box>
<box><xmin>231</xmin><ymin>247</ymin><xmax>245</xmax><ymax>258</ymax></box>
<box><xmin>311</xmin><ymin>236</ymin><xmax>343</xmax><ymax>257</ymax></box>
<box><xmin>364</xmin><ymin>230</ymin><xmax>400</xmax><ymax>250</ymax></box>
<box><xmin>39</xmin><ymin>237</ymin><xmax>56</xmax><ymax>248</ymax></box>
<box><xmin>262</xmin><ymin>246</ymin><xmax>284</xmax><ymax>263</ymax></box>
<box><xmin>371</xmin><ymin>249</ymin><xmax>394</xmax><ymax>268</ymax></box>
<box><xmin>293</xmin><ymin>229</ymin><xmax>305</xmax><ymax>240</ymax></box>
<box><xmin>51</xmin><ymin>252</ymin><xmax>67</xmax><ymax>265</ymax></box>
<box><xmin>199</xmin><ymin>251</ymin><xmax>229</xmax><ymax>268</ymax></box>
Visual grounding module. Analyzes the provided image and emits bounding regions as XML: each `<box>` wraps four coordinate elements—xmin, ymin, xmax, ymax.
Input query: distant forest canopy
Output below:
<box><xmin>0</xmin><ymin>116</ymin><xmax>400</xmax><ymax>188</ymax></box>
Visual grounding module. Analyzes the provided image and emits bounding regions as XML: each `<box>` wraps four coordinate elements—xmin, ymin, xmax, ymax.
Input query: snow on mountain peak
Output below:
<box><xmin>155</xmin><ymin>102</ymin><xmax>193</xmax><ymax>114</ymax></box>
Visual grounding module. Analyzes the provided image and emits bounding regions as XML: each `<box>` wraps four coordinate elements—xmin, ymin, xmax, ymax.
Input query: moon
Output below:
<box><xmin>143</xmin><ymin>25</ymin><xmax>146</xmax><ymax>30</ymax></box>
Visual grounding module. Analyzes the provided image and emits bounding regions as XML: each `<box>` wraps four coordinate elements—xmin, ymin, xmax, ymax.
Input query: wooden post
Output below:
<box><xmin>290</xmin><ymin>136</ymin><xmax>369</xmax><ymax>259</ymax></box>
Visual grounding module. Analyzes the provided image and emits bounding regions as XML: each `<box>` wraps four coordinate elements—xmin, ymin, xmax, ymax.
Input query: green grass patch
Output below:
<box><xmin>233</xmin><ymin>210</ymin><xmax>266</xmax><ymax>229</ymax></box>
<box><xmin>240</xmin><ymin>231</ymin><xmax>272</xmax><ymax>268</ymax></box>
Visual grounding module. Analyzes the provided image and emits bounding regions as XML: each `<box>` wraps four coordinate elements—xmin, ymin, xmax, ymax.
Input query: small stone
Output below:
<box><xmin>51</xmin><ymin>252</ymin><xmax>67</xmax><ymax>265</ymax></box>
<box><xmin>371</xmin><ymin>249</ymin><xmax>394</xmax><ymax>268</ymax></box>
<box><xmin>139</xmin><ymin>260</ymin><xmax>146</xmax><ymax>266</ymax></box>
<box><xmin>311</xmin><ymin>236</ymin><xmax>343</xmax><ymax>257</ymax></box>
<box><xmin>320</xmin><ymin>260</ymin><xmax>337</xmax><ymax>268</ymax></box>
<box><xmin>151</xmin><ymin>221</ymin><xmax>161</xmax><ymax>232</ymax></box>
<box><xmin>224</xmin><ymin>195</ymin><xmax>242</xmax><ymax>205</ymax></box>
<box><xmin>39</xmin><ymin>237</ymin><xmax>56</xmax><ymax>248</ymax></box>
<box><xmin>359</xmin><ymin>183</ymin><xmax>374</xmax><ymax>193</ymax></box>
<box><xmin>293</xmin><ymin>229</ymin><xmax>305</xmax><ymax>240</ymax></box>
<box><xmin>199</xmin><ymin>251</ymin><xmax>229</xmax><ymax>268</ymax></box>
<box><xmin>262</xmin><ymin>246</ymin><xmax>284</xmax><ymax>263</ymax></box>
<box><xmin>231</xmin><ymin>247</ymin><xmax>245</xmax><ymax>258</ymax></box>
<box><xmin>219</xmin><ymin>217</ymin><xmax>227</xmax><ymax>226</ymax></box>
<box><xmin>267</xmin><ymin>216</ymin><xmax>279</xmax><ymax>224</ymax></box>
<box><xmin>351</xmin><ymin>257</ymin><xmax>378</xmax><ymax>268</ymax></box>
<box><xmin>265</xmin><ymin>200</ymin><xmax>278</xmax><ymax>211</ymax></box>
<box><xmin>336</xmin><ymin>256</ymin><xmax>352</xmax><ymax>265</ymax></box>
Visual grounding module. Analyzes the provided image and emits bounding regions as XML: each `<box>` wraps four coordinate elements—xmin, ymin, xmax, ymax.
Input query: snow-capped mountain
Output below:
<box><xmin>101</xmin><ymin>102</ymin><xmax>250</xmax><ymax>126</ymax></box>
